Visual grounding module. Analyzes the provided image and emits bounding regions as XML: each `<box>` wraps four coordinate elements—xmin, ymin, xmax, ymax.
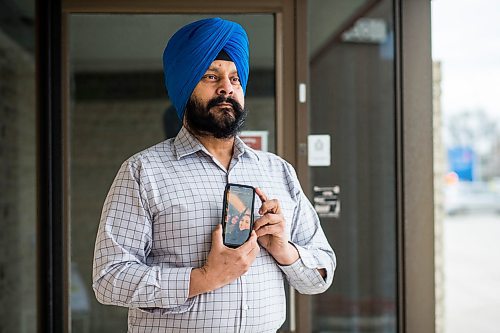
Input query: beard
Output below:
<box><xmin>184</xmin><ymin>95</ymin><xmax>247</xmax><ymax>139</ymax></box>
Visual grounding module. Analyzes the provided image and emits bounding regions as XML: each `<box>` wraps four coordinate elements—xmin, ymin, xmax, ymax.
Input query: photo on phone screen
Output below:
<box><xmin>221</xmin><ymin>183</ymin><xmax>256</xmax><ymax>248</ymax></box>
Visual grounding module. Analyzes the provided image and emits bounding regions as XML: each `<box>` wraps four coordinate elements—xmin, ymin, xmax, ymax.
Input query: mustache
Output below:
<box><xmin>184</xmin><ymin>94</ymin><xmax>247</xmax><ymax>139</ymax></box>
<box><xmin>206</xmin><ymin>95</ymin><xmax>242</xmax><ymax>112</ymax></box>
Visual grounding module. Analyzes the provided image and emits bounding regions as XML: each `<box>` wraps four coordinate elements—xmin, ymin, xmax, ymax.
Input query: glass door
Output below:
<box><xmin>307</xmin><ymin>0</ymin><xmax>397</xmax><ymax>331</ymax></box>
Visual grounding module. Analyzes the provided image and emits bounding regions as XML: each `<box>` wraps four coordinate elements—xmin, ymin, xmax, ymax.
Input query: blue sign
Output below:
<box><xmin>448</xmin><ymin>147</ymin><xmax>475</xmax><ymax>181</ymax></box>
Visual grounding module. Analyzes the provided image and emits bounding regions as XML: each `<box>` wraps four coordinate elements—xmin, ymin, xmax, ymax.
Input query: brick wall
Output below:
<box><xmin>0</xmin><ymin>31</ymin><xmax>36</xmax><ymax>333</ymax></box>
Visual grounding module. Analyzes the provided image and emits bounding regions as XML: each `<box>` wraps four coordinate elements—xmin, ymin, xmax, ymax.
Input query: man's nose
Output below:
<box><xmin>216</xmin><ymin>77</ymin><xmax>234</xmax><ymax>96</ymax></box>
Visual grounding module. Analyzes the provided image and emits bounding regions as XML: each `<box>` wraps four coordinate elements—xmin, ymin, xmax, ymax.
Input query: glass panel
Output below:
<box><xmin>308</xmin><ymin>0</ymin><xmax>397</xmax><ymax>332</ymax></box>
<box><xmin>68</xmin><ymin>14</ymin><xmax>275</xmax><ymax>332</ymax></box>
<box><xmin>0</xmin><ymin>0</ymin><xmax>37</xmax><ymax>331</ymax></box>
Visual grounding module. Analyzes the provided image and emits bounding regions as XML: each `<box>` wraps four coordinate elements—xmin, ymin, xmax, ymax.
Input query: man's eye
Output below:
<box><xmin>203</xmin><ymin>74</ymin><xmax>218</xmax><ymax>80</ymax></box>
<box><xmin>231</xmin><ymin>77</ymin><xmax>241</xmax><ymax>84</ymax></box>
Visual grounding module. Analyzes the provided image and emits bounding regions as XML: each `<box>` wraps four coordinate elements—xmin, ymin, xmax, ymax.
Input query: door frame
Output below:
<box><xmin>59</xmin><ymin>0</ymin><xmax>300</xmax><ymax>332</ymax></box>
<box><xmin>397</xmin><ymin>0</ymin><xmax>435</xmax><ymax>331</ymax></box>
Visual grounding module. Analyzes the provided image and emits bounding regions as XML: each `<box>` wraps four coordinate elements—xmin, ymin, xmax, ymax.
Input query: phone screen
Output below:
<box><xmin>222</xmin><ymin>183</ymin><xmax>256</xmax><ymax>248</ymax></box>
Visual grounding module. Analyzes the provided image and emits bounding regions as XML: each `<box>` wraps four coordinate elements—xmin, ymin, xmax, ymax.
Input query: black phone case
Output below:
<box><xmin>221</xmin><ymin>183</ymin><xmax>256</xmax><ymax>248</ymax></box>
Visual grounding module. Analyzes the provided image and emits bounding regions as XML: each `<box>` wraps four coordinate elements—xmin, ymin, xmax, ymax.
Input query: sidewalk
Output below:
<box><xmin>444</xmin><ymin>213</ymin><xmax>500</xmax><ymax>333</ymax></box>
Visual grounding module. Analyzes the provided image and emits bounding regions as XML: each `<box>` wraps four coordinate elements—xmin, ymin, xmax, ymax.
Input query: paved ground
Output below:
<box><xmin>444</xmin><ymin>213</ymin><xmax>500</xmax><ymax>333</ymax></box>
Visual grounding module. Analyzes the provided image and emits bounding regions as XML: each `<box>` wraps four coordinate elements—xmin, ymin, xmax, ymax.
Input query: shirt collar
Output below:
<box><xmin>234</xmin><ymin>135</ymin><xmax>260</xmax><ymax>161</ymax></box>
<box><xmin>174</xmin><ymin>126</ymin><xmax>260</xmax><ymax>161</ymax></box>
<box><xmin>174</xmin><ymin>126</ymin><xmax>207</xmax><ymax>159</ymax></box>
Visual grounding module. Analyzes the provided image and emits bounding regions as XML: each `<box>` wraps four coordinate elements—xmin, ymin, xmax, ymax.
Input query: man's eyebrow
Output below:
<box><xmin>206</xmin><ymin>67</ymin><xmax>221</xmax><ymax>73</ymax></box>
<box><xmin>205</xmin><ymin>67</ymin><xmax>239</xmax><ymax>75</ymax></box>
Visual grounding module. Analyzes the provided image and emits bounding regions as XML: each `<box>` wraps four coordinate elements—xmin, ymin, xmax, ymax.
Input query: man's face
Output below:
<box><xmin>184</xmin><ymin>60</ymin><xmax>247</xmax><ymax>139</ymax></box>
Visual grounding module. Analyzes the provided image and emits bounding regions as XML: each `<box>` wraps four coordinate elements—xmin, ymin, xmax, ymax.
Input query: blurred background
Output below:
<box><xmin>432</xmin><ymin>0</ymin><xmax>500</xmax><ymax>332</ymax></box>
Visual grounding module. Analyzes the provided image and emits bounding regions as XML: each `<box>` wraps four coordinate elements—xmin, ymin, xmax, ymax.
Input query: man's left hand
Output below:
<box><xmin>254</xmin><ymin>188</ymin><xmax>299</xmax><ymax>265</ymax></box>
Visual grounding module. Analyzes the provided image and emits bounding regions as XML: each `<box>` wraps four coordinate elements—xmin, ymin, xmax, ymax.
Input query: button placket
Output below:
<box><xmin>239</xmin><ymin>274</ymin><xmax>248</xmax><ymax>332</ymax></box>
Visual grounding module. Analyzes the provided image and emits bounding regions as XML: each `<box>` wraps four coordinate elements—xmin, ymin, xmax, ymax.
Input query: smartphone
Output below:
<box><xmin>221</xmin><ymin>183</ymin><xmax>256</xmax><ymax>248</ymax></box>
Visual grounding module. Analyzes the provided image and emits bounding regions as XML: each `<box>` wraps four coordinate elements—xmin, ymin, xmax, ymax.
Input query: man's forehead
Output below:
<box><xmin>206</xmin><ymin>60</ymin><xmax>238</xmax><ymax>72</ymax></box>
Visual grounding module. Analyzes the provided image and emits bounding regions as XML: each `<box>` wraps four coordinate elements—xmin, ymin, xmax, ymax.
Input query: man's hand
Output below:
<box><xmin>189</xmin><ymin>224</ymin><xmax>260</xmax><ymax>297</ymax></box>
<box><xmin>253</xmin><ymin>188</ymin><xmax>299</xmax><ymax>266</ymax></box>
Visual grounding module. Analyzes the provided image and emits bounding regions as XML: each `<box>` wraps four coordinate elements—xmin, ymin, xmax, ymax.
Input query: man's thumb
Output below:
<box><xmin>212</xmin><ymin>224</ymin><xmax>223</xmax><ymax>247</ymax></box>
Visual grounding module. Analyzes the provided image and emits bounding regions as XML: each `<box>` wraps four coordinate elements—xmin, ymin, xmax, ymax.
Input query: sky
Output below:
<box><xmin>431</xmin><ymin>0</ymin><xmax>500</xmax><ymax>121</ymax></box>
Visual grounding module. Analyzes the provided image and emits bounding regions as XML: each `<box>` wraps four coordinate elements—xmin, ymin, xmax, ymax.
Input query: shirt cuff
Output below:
<box><xmin>277</xmin><ymin>243</ymin><xmax>326</xmax><ymax>287</ymax></box>
<box><xmin>161</xmin><ymin>267</ymin><xmax>193</xmax><ymax>307</ymax></box>
<box><xmin>139</xmin><ymin>267</ymin><xmax>195</xmax><ymax>314</ymax></box>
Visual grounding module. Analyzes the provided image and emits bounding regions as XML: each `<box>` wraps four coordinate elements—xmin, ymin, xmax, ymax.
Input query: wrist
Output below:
<box><xmin>189</xmin><ymin>267</ymin><xmax>217</xmax><ymax>298</ymax></box>
<box><xmin>272</xmin><ymin>242</ymin><xmax>300</xmax><ymax>266</ymax></box>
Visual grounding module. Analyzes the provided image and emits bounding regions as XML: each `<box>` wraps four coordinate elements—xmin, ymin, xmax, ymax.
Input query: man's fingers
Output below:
<box><xmin>253</xmin><ymin>215</ymin><xmax>267</xmax><ymax>230</ymax></box>
<box><xmin>259</xmin><ymin>199</ymin><xmax>281</xmax><ymax>215</ymax></box>
<box><xmin>253</xmin><ymin>214</ymin><xmax>282</xmax><ymax>230</ymax></box>
<box><xmin>247</xmin><ymin>231</ymin><xmax>260</xmax><ymax>256</ymax></box>
<box><xmin>212</xmin><ymin>224</ymin><xmax>224</xmax><ymax>248</ymax></box>
<box><xmin>256</xmin><ymin>188</ymin><xmax>282</xmax><ymax>215</ymax></box>
<box><xmin>255</xmin><ymin>223</ymin><xmax>285</xmax><ymax>238</ymax></box>
<box><xmin>249</xmin><ymin>239</ymin><xmax>261</xmax><ymax>258</ymax></box>
<box><xmin>255</xmin><ymin>187</ymin><xmax>268</xmax><ymax>202</ymax></box>
<box><xmin>239</xmin><ymin>230</ymin><xmax>259</xmax><ymax>254</ymax></box>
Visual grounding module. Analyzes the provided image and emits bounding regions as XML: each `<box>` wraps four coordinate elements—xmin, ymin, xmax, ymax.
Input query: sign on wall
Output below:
<box><xmin>240</xmin><ymin>131</ymin><xmax>268</xmax><ymax>152</ymax></box>
<box><xmin>308</xmin><ymin>134</ymin><xmax>331</xmax><ymax>166</ymax></box>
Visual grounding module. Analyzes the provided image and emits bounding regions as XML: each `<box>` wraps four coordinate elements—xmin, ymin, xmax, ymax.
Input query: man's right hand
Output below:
<box><xmin>188</xmin><ymin>224</ymin><xmax>260</xmax><ymax>298</ymax></box>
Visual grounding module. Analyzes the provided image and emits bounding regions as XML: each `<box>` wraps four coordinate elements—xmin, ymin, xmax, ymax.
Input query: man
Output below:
<box><xmin>92</xmin><ymin>17</ymin><xmax>336</xmax><ymax>332</ymax></box>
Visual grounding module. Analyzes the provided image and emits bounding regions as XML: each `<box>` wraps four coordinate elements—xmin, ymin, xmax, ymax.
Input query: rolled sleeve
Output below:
<box><xmin>278</xmin><ymin>242</ymin><xmax>335</xmax><ymax>294</ymax></box>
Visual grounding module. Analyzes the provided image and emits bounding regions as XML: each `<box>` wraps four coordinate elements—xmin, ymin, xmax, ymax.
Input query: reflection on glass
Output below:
<box><xmin>69</xmin><ymin>14</ymin><xmax>275</xmax><ymax>332</ymax></box>
<box><xmin>308</xmin><ymin>0</ymin><xmax>397</xmax><ymax>331</ymax></box>
<box><xmin>0</xmin><ymin>1</ymin><xmax>37</xmax><ymax>331</ymax></box>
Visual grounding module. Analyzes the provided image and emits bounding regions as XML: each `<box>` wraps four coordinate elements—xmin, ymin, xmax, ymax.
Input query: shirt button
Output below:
<box><xmin>299</xmin><ymin>266</ymin><xmax>304</xmax><ymax>272</ymax></box>
<box><xmin>318</xmin><ymin>283</ymin><xmax>323</xmax><ymax>287</ymax></box>
<box><xmin>243</xmin><ymin>304</ymin><xmax>249</xmax><ymax>311</ymax></box>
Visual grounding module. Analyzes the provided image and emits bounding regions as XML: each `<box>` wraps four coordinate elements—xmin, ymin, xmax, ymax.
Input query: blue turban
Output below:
<box><xmin>163</xmin><ymin>18</ymin><xmax>250</xmax><ymax>120</ymax></box>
